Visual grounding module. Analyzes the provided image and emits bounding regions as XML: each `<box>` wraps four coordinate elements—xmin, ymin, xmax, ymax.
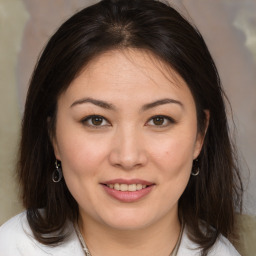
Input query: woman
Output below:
<box><xmin>0</xmin><ymin>0</ymin><xmax>243</xmax><ymax>255</ymax></box>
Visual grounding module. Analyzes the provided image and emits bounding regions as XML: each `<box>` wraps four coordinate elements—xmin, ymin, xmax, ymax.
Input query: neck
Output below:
<box><xmin>78</xmin><ymin>211</ymin><xmax>181</xmax><ymax>256</ymax></box>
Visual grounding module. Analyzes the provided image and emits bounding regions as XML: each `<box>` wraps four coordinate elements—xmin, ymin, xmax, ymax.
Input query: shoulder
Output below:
<box><xmin>177</xmin><ymin>226</ymin><xmax>241</xmax><ymax>256</ymax></box>
<box><xmin>0</xmin><ymin>211</ymin><xmax>31</xmax><ymax>255</ymax></box>
<box><xmin>0</xmin><ymin>211</ymin><xmax>84</xmax><ymax>256</ymax></box>
<box><xmin>207</xmin><ymin>235</ymin><xmax>241</xmax><ymax>256</ymax></box>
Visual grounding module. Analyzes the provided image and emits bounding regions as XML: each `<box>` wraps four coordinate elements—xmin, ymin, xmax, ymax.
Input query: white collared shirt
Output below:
<box><xmin>0</xmin><ymin>212</ymin><xmax>241</xmax><ymax>256</ymax></box>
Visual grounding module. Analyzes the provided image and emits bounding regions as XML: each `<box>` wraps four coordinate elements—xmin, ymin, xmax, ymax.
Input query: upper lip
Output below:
<box><xmin>101</xmin><ymin>179</ymin><xmax>154</xmax><ymax>186</ymax></box>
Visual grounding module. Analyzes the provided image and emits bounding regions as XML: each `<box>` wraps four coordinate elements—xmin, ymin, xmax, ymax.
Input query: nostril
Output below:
<box><xmin>108</xmin><ymin>144</ymin><xmax>148</xmax><ymax>170</ymax></box>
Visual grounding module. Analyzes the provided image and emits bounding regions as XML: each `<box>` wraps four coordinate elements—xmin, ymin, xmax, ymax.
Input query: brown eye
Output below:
<box><xmin>91</xmin><ymin>116</ymin><xmax>103</xmax><ymax>126</ymax></box>
<box><xmin>82</xmin><ymin>115</ymin><xmax>110</xmax><ymax>127</ymax></box>
<box><xmin>147</xmin><ymin>115</ymin><xmax>175</xmax><ymax>127</ymax></box>
<box><xmin>152</xmin><ymin>116</ymin><xmax>165</xmax><ymax>125</ymax></box>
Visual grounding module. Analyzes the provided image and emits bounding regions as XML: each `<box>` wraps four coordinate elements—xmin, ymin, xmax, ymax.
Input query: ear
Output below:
<box><xmin>47</xmin><ymin>116</ymin><xmax>61</xmax><ymax>160</ymax></box>
<box><xmin>193</xmin><ymin>110</ymin><xmax>210</xmax><ymax>159</ymax></box>
<box><xmin>51</xmin><ymin>136</ymin><xmax>61</xmax><ymax>161</ymax></box>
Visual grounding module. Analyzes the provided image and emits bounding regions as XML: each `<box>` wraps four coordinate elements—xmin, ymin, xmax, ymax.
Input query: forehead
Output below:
<box><xmin>61</xmin><ymin>49</ymin><xmax>195</xmax><ymax>108</ymax></box>
<box><xmin>79</xmin><ymin>49</ymin><xmax>183</xmax><ymax>88</ymax></box>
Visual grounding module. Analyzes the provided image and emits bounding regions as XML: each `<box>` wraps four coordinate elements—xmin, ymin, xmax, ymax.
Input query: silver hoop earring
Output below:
<box><xmin>191</xmin><ymin>159</ymin><xmax>200</xmax><ymax>176</ymax></box>
<box><xmin>52</xmin><ymin>160</ymin><xmax>63</xmax><ymax>183</ymax></box>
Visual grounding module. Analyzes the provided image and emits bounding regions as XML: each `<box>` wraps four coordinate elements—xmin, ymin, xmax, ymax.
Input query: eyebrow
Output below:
<box><xmin>70</xmin><ymin>97</ymin><xmax>183</xmax><ymax>111</ymax></box>
<box><xmin>141</xmin><ymin>98</ymin><xmax>183</xmax><ymax>111</ymax></box>
<box><xmin>70</xmin><ymin>97</ymin><xmax>116</xmax><ymax>110</ymax></box>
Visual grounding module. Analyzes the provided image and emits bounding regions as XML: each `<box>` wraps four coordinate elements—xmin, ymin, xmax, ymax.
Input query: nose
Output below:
<box><xmin>108</xmin><ymin>126</ymin><xmax>148</xmax><ymax>170</ymax></box>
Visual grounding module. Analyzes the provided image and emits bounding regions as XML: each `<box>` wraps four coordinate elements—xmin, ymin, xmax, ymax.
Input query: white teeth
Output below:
<box><xmin>136</xmin><ymin>184</ymin><xmax>142</xmax><ymax>190</ymax></box>
<box><xmin>107</xmin><ymin>183</ymin><xmax>148</xmax><ymax>191</ymax></box>
<box><xmin>114</xmin><ymin>183</ymin><xmax>120</xmax><ymax>190</ymax></box>
<box><xmin>120</xmin><ymin>184</ymin><xmax>128</xmax><ymax>191</ymax></box>
<box><xmin>128</xmin><ymin>184</ymin><xmax>137</xmax><ymax>192</ymax></box>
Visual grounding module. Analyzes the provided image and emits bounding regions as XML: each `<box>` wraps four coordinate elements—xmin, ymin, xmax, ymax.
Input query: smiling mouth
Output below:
<box><xmin>103</xmin><ymin>183</ymin><xmax>150</xmax><ymax>192</ymax></box>
<box><xmin>101</xmin><ymin>181</ymin><xmax>155</xmax><ymax>202</ymax></box>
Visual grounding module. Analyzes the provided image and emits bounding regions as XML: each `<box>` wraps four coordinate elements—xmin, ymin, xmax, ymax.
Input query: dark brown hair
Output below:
<box><xmin>18</xmin><ymin>0</ymin><xmax>243</xmax><ymax>255</ymax></box>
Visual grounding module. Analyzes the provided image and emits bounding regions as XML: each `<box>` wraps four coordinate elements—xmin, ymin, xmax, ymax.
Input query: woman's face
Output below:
<box><xmin>53</xmin><ymin>49</ymin><xmax>205</xmax><ymax>231</ymax></box>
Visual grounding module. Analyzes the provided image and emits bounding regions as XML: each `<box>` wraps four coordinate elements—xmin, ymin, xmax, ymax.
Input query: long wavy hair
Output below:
<box><xmin>18</xmin><ymin>0</ymin><xmax>243</xmax><ymax>255</ymax></box>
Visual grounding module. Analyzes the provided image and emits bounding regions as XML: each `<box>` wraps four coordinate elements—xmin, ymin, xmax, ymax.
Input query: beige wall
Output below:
<box><xmin>0</xmin><ymin>0</ymin><xmax>28</xmax><ymax>224</ymax></box>
<box><xmin>0</xmin><ymin>0</ymin><xmax>255</xmax><ymax>254</ymax></box>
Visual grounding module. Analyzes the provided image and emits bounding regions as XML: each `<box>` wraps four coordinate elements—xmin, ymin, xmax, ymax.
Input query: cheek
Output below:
<box><xmin>153</xmin><ymin>136</ymin><xmax>195</xmax><ymax>200</ymax></box>
<box><xmin>148</xmin><ymin>132</ymin><xmax>196</xmax><ymax>177</ymax></box>
<box><xmin>55</xmin><ymin>128</ymin><xmax>110</xmax><ymax>177</ymax></box>
<box><xmin>55</xmin><ymin>132</ymin><xmax>111</xmax><ymax>204</ymax></box>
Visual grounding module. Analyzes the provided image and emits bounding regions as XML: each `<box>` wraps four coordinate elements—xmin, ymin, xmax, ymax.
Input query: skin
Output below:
<box><xmin>52</xmin><ymin>49</ymin><xmax>208</xmax><ymax>256</ymax></box>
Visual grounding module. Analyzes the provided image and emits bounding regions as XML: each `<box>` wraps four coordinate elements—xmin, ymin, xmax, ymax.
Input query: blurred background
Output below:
<box><xmin>0</xmin><ymin>0</ymin><xmax>255</xmax><ymax>255</ymax></box>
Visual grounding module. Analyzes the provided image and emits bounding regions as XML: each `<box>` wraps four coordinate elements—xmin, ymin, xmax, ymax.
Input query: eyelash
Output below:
<box><xmin>81</xmin><ymin>115</ymin><xmax>176</xmax><ymax>128</ymax></box>
<box><xmin>81</xmin><ymin>115</ymin><xmax>110</xmax><ymax>128</ymax></box>
<box><xmin>146</xmin><ymin>115</ymin><xmax>176</xmax><ymax>127</ymax></box>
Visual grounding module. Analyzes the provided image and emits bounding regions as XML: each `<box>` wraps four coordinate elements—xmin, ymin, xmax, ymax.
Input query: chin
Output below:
<box><xmin>98</xmin><ymin>209</ymin><xmax>159</xmax><ymax>231</ymax></box>
<box><xmin>104</xmin><ymin>219</ymin><xmax>152</xmax><ymax>231</ymax></box>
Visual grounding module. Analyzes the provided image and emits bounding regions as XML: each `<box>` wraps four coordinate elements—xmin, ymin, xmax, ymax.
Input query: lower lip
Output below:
<box><xmin>102</xmin><ymin>185</ymin><xmax>154</xmax><ymax>203</ymax></box>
